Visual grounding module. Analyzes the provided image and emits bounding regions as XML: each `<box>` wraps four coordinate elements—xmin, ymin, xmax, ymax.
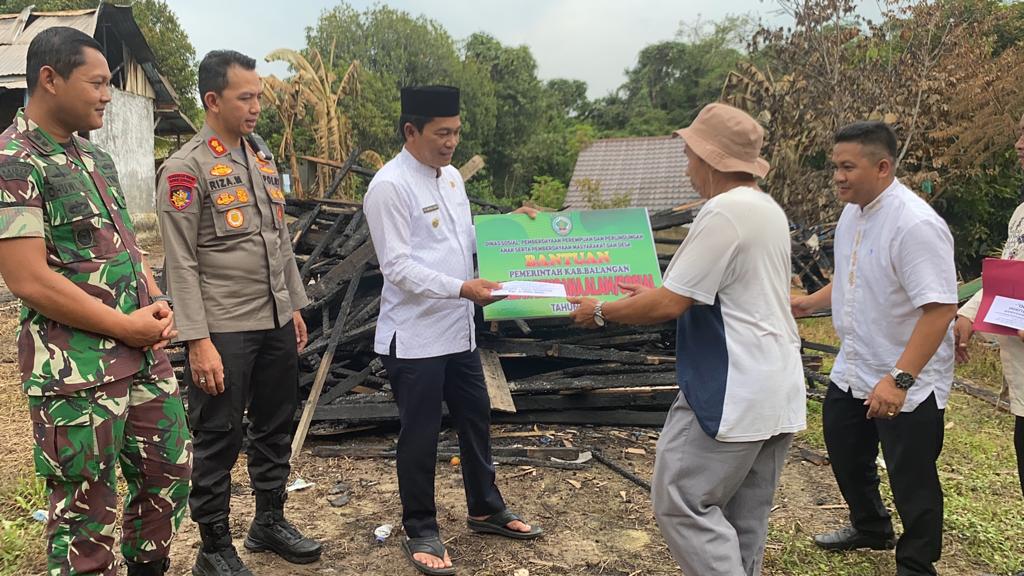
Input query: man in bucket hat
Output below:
<box><xmin>571</xmin><ymin>102</ymin><xmax>806</xmax><ymax>575</ymax></box>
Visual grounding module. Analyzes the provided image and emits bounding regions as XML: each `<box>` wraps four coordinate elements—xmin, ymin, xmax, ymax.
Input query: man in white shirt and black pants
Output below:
<box><xmin>363</xmin><ymin>86</ymin><xmax>542</xmax><ymax>576</ymax></box>
<box><xmin>793</xmin><ymin>122</ymin><xmax>957</xmax><ymax>576</ymax></box>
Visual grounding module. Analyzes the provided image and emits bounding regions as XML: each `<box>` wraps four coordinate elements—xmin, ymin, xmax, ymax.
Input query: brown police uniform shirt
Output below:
<box><xmin>156</xmin><ymin>124</ymin><xmax>308</xmax><ymax>341</ymax></box>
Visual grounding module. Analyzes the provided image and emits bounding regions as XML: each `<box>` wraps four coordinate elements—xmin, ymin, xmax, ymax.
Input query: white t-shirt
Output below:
<box><xmin>830</xmin><ymin>178</ymin><xmax>957</xmax><ymax>410</ymax></box>
<box><xmin>664</xmin><ymin>186</ymin><xmax>807</xmax><ymax>442</ymax></box>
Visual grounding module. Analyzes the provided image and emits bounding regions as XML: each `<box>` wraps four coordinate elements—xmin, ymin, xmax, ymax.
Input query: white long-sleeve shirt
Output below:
<box><xmin>363</xmin><ymin>147</ymin><xmax>477</xmax><ymax>358</ymax></box>
<box><xmin>959</xmin><ymin>202</ymin><xmax>1024</xmax><ymax>416</ymax></box>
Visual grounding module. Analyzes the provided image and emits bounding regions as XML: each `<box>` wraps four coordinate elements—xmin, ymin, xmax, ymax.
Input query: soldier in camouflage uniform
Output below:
<box><xmin>0</xmin><ymin>27</ymin><xmax>192</xmax><ymax>576</ymax></box>
<box><xmin>157</xmin><ymin>50</ymin><xmax>319</xmax><ymax>576</ymax></box>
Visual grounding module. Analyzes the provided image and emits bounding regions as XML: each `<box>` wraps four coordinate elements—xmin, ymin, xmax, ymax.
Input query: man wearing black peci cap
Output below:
<box><xmin>363</xmin><ymin>85</ymin><xmax>542</xmax><ymax>575</ymax></box>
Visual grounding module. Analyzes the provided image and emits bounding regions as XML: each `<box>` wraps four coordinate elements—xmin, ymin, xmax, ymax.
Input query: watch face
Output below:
<box><xmin>594</xmin><ymin>314</ymin><xmax>605</xmax><ymax>327</ymax></box>
<box><xmin>894</xmin><ymin>372</ymin><xmax>914</xmax><ymax>389</ymax></box>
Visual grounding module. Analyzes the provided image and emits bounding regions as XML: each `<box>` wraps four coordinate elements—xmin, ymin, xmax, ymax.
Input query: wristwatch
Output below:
<box><xmin>152</xmin><ymin>295</ymin><xmax>174</xmax><ymax>310</ymax></box>
<box><xmin>593</xmin><ymin>301</ymin><xmax>606</xmax><ymax>327</ymax></box>
<box><xmin>890</xmin><ymin>367</ymin><xmax>915</xmax><ymax>390</ymax></box>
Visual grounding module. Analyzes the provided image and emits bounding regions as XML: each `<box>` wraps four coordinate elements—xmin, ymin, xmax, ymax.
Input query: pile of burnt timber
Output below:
<box><xmin>791</xmin><ymin>222</ymin><xmax>835</xmax><ymax>293</ymax></box>
<box><xmin>166</xmin><ymin>197</ymin><xmax>827</xmax><ymax>433</ymax></box>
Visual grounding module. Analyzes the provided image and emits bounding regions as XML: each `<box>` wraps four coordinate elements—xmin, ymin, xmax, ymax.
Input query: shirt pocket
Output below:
<box><xmin>207</xmin><ymin>185</ymin><xmax>256</xmax><ymax>236</ymax></box>
<box><xmin>46</xmin><ymin>195</ymin><xmax>121</xmax><ymax>263</ymax></box>
<box><xmin>417</xmin><ymin>202</ymin><xmax>447</xmax><ymax>242</ymax></box>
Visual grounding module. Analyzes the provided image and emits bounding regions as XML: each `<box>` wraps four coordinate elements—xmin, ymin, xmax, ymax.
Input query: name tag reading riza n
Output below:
<box><xmin>474</xmin><ymin>208</ymin><xmax>663</xmax><ymax>321</ymax></box>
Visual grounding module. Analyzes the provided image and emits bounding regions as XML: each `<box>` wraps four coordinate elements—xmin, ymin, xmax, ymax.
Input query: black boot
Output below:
<box><xmin>244</xmin><ymin>489</ymin><xmax>322</xmax><ymax>564</ymax></box>
<box><xmin>192</xmin><ymin>521</ymin><xmax>253</xmax><ymax>576</ymax></box>
<box><xmin>126</xmin><ymin>558</ymin><xmax>169</xmax><ymax>576</ymax></box>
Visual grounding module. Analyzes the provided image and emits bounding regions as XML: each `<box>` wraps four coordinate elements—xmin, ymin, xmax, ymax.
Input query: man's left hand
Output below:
<box><xmin>864</xmin><ymin>375</ymin><xmax>907</xmax><ymax>420</ymax></box>
<box><xmin>147</xmin><ymin>300</ymin><xmax>177</xmax><ymax>352</ymax></box>
<box><xmin>293</xmin><ymin>311</ymin><xmax>308</xmax><ymax>352</ymax></box>
<box><xmin>568</xmin><ymin>296</ymin><xmax>601</xmax><ymax>329</ymax></box>
<box><xmin>511</xmin><ymin>205</ymin><xmax>539</xmax><ymax>219</ymax></box>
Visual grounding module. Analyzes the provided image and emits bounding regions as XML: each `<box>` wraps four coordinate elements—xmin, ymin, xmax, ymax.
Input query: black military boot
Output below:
<box><xmin>192</xmin><ymin>520</ymin><xmax>253</xmax><ymax>576</ymax></box>
<box><xmin>126</xmin><ymin>558</ymin><xmax>169</xmax><ymax>576</ymax></box>
<box><xmin>244</xmin><ymin>489</ymin><xmax>322</xmax><ymax>564</ymax></box>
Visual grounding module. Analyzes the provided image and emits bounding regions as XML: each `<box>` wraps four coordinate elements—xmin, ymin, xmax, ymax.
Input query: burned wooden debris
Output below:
<box><xmin>165</xmin><ymin>197</ymin><xmax>833</xmax><ymax>436</ymax></box>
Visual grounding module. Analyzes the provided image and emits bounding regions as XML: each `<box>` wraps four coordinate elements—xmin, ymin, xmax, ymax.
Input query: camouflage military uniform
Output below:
<box><xmin>0</xmin><ymin>110</ymin><xmax>192</xmax><ymax>576</ymax></box>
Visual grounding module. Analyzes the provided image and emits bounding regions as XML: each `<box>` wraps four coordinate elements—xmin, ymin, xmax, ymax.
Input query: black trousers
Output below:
<box><xmin>1017</xmin><ymin>416</ymin><xmax>1024</xmax><ymax>497</ymax></box>
<box><xmin>382</xmin><ymin>346</ymin><xmax>506</xmax><ymax>538</ymax></box>
<box><xmin>186</xmin><ymin>322</ymin><xmax>298</xmax><ymax>524</ymax></box>
<box><xmin>823</xmin><ymin>382</ymin><xmax>945</xmax><ymax>576</ymax></box>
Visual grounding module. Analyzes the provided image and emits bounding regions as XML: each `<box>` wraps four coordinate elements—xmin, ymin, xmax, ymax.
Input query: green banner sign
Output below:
<box><xmin>475</xmin><ymin>208</ymin><xmax>663</xmax><ymax>320</ymax></box>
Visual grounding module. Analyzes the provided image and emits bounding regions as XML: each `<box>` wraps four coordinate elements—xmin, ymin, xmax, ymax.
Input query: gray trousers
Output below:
<box><xmin>652</xmin><ymin>393</ymin><xmax>792</xmax><ymax>576</ymax></box>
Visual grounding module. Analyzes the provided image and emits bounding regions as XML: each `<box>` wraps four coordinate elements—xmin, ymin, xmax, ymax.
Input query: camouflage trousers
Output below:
<box><xmin>28</xmin><ymin>372</ymin><xmax>193</xmax><ymax>576</ymax></box>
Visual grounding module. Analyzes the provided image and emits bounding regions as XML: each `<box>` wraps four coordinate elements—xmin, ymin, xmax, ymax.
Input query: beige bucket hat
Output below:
<box><xmin>673</xmin><ymin>102</ymin><xmax>770</xmax><ymax>179</ymax></box>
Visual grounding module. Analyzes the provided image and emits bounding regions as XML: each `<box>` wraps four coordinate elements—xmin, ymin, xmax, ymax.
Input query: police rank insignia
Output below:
<box><xmin>226</xmin><ymin>208</ymin><xmax>244</xmax><ymax>228</ymax></box>
<box><xmin>210</xmin><ymin>164</ymin><xmax>233</xmax><ymax>176</ymax></box>
<box><xmin>258</xmin><ymin>165</ymin><xmax>276</xmax><ymax>175</ymax></box>
<box><xmin>167</xmin><ymin>172</ymin><xmax>197</xmax><ymax>211</ymax></box>
<box><xmin>207</xmin><ymin>137</ymin><xmax>228</xmax><ymax>157</ymax></box>
<box><xmin>215</xmin><ymin>191</ymin><xmax>235</xmax><ymax>206</ymax></box>
<box><xmin>269</xmin><ymin>188</ymin><xmax>285</xmax><ymax>201</ymax></box>
<box><xmin>236</xmin><ymin>188</ymin><xmax>250</xmax><ymax>203</ymax></box>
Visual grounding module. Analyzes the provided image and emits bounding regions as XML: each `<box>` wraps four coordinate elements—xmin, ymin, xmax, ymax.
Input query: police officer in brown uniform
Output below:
<box><xmin>156</xmin><ymin>50</ymin><xmax>321</xmax><ymax>576</ymax></box>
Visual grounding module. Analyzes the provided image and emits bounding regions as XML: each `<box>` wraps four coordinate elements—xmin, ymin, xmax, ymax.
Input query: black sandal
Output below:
<box><xmin>467</xmin><ymin>509</ymin><xmax>543</xmax><ymax>540</ymax></box>
<box><xmin>400</xmin><ymin>536</ymin><xmax>455</xmax><ymax>575</ymax></box>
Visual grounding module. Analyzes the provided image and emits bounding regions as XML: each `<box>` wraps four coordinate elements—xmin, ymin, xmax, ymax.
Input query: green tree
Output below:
<box><xmin>587</xmin><ymin>16</ymin><xmax>752</xmax><ymax>136</ymax></box>
<box><xmin>464</xmin><ymin>32</ymin><xmax>546</xmax><ymax>197</ymax></box>
<box><xmin>529</xmin><ymin>175</ymin><xmax>567</xmax><ymax>209</ymax></box>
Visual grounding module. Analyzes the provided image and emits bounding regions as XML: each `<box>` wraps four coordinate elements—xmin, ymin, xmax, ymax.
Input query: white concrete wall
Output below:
<box><xmin>91</xmin><ymin>88</ymin><xmax>155</xmax><ymax>213</ymax></box>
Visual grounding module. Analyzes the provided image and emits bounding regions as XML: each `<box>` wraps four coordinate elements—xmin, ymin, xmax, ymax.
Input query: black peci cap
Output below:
<box><xmin>400</xmin><ymin>85</ymin><xmax>460</xmax><ymax>117</ymax></box>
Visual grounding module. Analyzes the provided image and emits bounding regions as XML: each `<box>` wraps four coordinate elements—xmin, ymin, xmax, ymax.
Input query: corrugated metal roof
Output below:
<box><xmin>14</xmin><ymin>13</ymin><xmax>96</xmax><ymax>45</ymax></box>
<box><xmin>0</xmin><ymin>11</ymin><xmax>96</xmax><ymax>77</ymax></box>
<box><xmin>0</xmin><ymin>6</ymin><xmax>193</xmax><ymax>135</ymax></box>
<box><xmin>0</xmin><ymin>45</ymin><xmax>27</xmax><ymax>79</ymax></box>
<box><xmin>566</xmin><ymin>136</ymin><xmax>700</xmax><ymax>211</ymax></box>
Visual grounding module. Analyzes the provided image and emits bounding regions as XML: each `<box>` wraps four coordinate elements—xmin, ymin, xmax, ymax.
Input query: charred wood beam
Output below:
<box><xmin>801</xmin><ymin>340</ymin><xmax>839</xmax><ymax>355</ymax></box>
<box><xmin>508</xmin><ymin>372</ymin><xmax>676</xmax><ymax>394</ymax></box>
<box><xmin>290</xmin><ymin>203</ymin><xmax>322</xmax><ymax>248</ymax></box>
<box><xmin>649</xmin><ymin>208</ymin><xmax>696</xmax><ymax>231</ymax></box>
<box><xmin>300</xmin><ymin>211</ymin><xmax>347</xmax><ymax>281</ymax></box>
<box><xmin>305</xmin><ymin>241</ymin><xmax>376</xmax><ymax>302</ymax></box>
<box><xmin>487</xmin><ymin>339</ymin><xmax>673</xmax><ymax>365</ymax></box>
<box><xmin>493</xmin><ymin>409</ymin><xmax>667</xmax><ymax>427</ymax></box>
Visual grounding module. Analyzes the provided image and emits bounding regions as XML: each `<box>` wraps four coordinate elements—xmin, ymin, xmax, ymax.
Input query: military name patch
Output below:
<box><xmin>225</xmin><ymin>208</ymin><xmax>244</xmax><ymax>228</ymax></box>
<box><xmin>208</xmin><ymin>175</ymin><xmax>243</xmax><ymax>191</ymax></box>
<box><xmin>207</xmin><ymin>137</ymin><xmax>228</xmax><ymax>157</ymax></box>
<box><xmin>422</xmin><ymin>204</ymin><xmax>439</xmax><ymax>214</ymax></box>
<box><xmin>0</xmin><ymin>161</ymin><xmax>34</xmax><ymax>182</ymax></box>
<box><xmin>261</xmin><ymin>173</ymin><xmax>281</xmax><ymax>188</ymax></box>
<box><xmin>167</xmin><ymin>172</ymin><xmax>197</xmax><ymax>211</ymax></box>
<box><xmin>210</xmin><ymin>164</ymin><xmax>233</xmax><ymax>177</ymax></box>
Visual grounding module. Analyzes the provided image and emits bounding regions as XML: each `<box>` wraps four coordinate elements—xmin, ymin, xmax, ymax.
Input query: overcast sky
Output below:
<box><xmin>170</xmin><ymin>0</ymin><xmax>798</xmax><ymax>99</ymax></box>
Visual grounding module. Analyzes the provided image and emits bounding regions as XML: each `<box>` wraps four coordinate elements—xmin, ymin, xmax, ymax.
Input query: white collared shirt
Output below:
<box><xmin>363</xmin><ymin>148</ymin><xmax>477</xmax><ymax>358</ymax></box>
<box><xmin>830</xmin><ymin>178</ymin><xmax>957</xmax><ymax>411</ymax></box>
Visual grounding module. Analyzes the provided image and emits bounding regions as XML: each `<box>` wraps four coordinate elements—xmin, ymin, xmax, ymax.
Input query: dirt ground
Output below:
<box><xmin>0</xmin><ymin>270</ymin><xmax>1009</xmax><ymax>576</ymax></box>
